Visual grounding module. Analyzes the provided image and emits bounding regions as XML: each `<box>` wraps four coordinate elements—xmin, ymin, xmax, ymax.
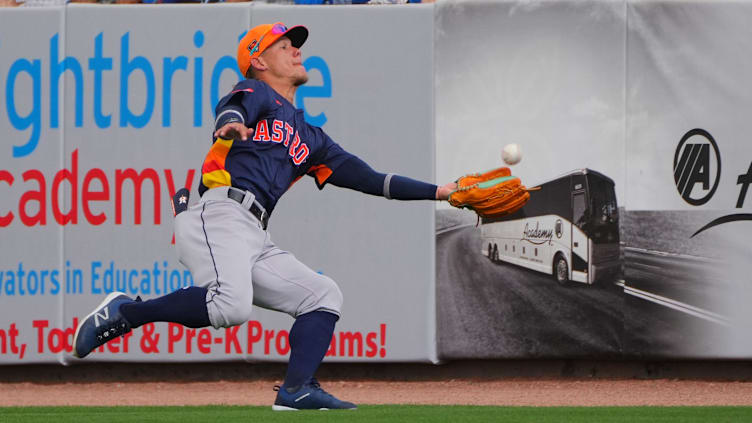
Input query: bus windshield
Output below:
<box><xmin>586</xmin><ymin>174</ymin><xmax>619</xmax><ymax>244</ymax></box>
<box><xmin>588</xmin><ymin>175</ymin><xmax>617</xmax><ymax>224</ymax></box>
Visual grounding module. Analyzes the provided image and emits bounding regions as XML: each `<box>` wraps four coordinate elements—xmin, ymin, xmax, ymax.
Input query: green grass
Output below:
<box><xmin>2</xmin><ymin>406</ymin><xmax>752</xmax><ymax>423</ymax></box>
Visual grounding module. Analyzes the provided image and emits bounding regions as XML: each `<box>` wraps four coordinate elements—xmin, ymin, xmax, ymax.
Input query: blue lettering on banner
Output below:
<box><xmin>90</xmin><ymin>32</ymin><xmax>113</xmax><ymax>129</ymax></box>
<box><xmin>119</xmin><ymin>32</ymin><xmax>155</xmax><ymax>129</ymax></box>
<box><xmin>296</xmin><ymin>56</ymin><xmax>332</xmax><ymax>127</ymax></box>
<box><xmin>0</xmin><ymin>262</ymin><xmax>61</xmax><ymax>296</ymax></box>
<box><xmin>50</xmin><ymin>33</ymin><xmax>84</xmax><ymax>129</ymax></box>
<box><xmin>163</xmin><ymin>56</ymin><xmax>188</xmax><ymax>128</ymax></box>
<box><xmin>2</xmin><ymin>30</ymin><xmax>333</xmax><ymax>157</ymax></box>
<box><xmin>90</xmin><ymin>260</ymin><xmax>193</xmax><ymax>296</ymax></box>
<box><xmin>193</xmin><ymin>30</ymin><xmax>205</xmax><ymax>128</ymax></box>
<box><xmin>0</xmin><ymin>260</ymin><xmax>191</xmax><ymax>296</ymax></box>
<box><xmin>6</xmin><ymin>57</ymin><xmax>41</xmax><ymax>158</ymax></box>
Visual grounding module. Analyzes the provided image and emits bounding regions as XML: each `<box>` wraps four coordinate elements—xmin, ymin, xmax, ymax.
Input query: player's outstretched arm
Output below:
<box><xmin>326</xmin><ymin>156</ymin><xmax>455</xmax><ymax>202</ymax></box>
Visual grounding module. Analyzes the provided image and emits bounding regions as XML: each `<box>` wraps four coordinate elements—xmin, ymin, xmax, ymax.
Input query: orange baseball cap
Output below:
<box><xmin>237</xmin><ymin>22</ymin><xmax>309</xmax><ymax>77</ymax></box>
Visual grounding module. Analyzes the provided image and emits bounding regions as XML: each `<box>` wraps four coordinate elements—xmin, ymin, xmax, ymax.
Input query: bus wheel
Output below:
<box><xmin>553</xmin><ymin>254</ymin><xmax>569</xmax><ymax>286</ymax></box>
<box><xmin>487</xmin><ymin>243</ymin><xmax>494</xmax><ymax>261</ymax></box>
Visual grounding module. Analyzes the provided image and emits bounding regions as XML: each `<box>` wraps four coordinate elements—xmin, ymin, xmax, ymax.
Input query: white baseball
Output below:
<box><xmin>502</xmin><ymin>143</ymin><xmax>522</xmax><ymax>165</ymax></box>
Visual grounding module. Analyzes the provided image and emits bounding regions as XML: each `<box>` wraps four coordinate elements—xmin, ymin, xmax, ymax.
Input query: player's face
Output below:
<box><xmin>261</xmin><ymin>36</ymin><xmax>308</xmax><ymax>86</ymax></box>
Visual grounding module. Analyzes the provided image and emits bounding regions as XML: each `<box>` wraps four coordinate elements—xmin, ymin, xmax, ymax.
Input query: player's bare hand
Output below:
<box><xmin>214</xmin><ymin>122</ymin><xmax>254</xmax><ymax>141</ymax></box>
<box><xmin>436</xmin><ymin>182</ymin><xmax>457</xmax><ymax>200</ymax></box>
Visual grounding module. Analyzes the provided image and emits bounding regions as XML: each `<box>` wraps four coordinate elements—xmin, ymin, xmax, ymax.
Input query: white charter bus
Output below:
<box><xmin>480</xmin><ymin>169</ymin><xmax>620</xmax><ymax>285</ymax></box>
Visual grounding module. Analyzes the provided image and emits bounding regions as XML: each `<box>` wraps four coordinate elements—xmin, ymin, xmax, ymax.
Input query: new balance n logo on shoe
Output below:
<box><xmin>94</xmin><ymin>307</ymin><xmax>110</xmax><ymax>327</ymax></box>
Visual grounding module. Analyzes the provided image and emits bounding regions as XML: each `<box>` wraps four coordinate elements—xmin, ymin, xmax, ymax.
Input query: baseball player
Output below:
<box><xmin>72</xmin><ymin>22</ymin><xmax>456</xmax><ymax>411</ymax></box>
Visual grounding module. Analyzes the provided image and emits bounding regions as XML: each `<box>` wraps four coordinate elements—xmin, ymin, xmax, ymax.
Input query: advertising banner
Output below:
<box><xmin>624</xmin><ymin>0</ymin><xmax>752</xmax><ymax>357</ymax></box>
<box><xmin>0</xmin><ymin>4</ymin><xmax>436</xmax><ymax>364</ymax></box>
<box><xmin>434</xmin><ymin>0</ymin><xmax>752</xmax><ymax>360</ymax></box>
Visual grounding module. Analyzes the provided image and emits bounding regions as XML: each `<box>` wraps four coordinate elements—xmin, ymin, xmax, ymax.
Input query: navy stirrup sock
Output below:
<box><xmin>119</xmin><ymin>286</ymin><xmax>211</xmax><ymax>329</ymax></box>
<box><xmin>283</xmin><ymin>310</ymin><xmax>339</xmax><ymax>392</ymax></box>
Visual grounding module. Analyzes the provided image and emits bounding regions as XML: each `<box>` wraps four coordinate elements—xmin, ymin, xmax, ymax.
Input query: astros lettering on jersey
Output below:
<box><xmin>200</xmin><ymin>79</ymin><xmax>353</xmax><ymax>214</ymax></box>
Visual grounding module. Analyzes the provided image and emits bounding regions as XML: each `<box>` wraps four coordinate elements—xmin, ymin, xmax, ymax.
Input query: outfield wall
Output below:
<box><xmin>1</xmin><ymin>0</ymin><xmax>751</xmax><ymax>365</ymax></box>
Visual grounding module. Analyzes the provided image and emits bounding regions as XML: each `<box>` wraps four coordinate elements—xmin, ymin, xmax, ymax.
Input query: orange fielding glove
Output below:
<box><xmin>447</xmin><ymin>167</ymin><xmax>532</xmax><ymax>218</ymax></box>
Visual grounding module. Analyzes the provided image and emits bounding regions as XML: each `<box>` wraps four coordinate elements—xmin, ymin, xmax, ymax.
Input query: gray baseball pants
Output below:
<box><xmin>174</xmin><ymin>186</ymin><xmax>343</xmax><ymax>329</ymax></box>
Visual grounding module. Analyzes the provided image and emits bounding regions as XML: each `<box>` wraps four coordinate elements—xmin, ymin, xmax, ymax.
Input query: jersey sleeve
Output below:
<box><xmin>306</xmin><ymin>130</ymin><xmax>357</xmax><ymax>189</ymax></box>
<box><xmin>214</xmin><ymin>80</ymin><xmax>272</xmax><ymax>131</ymax></box>
<box><xmin>326</xmin><ymin>156</ymin><xmax>438</xmax><ymax>200</ymax></box>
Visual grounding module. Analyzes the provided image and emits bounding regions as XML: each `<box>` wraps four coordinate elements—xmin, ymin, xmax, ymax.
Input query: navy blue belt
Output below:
<box><xmin>227</xmin><ymin>188</ymin><xmax>269</xmax><ymax>230</ymax></box>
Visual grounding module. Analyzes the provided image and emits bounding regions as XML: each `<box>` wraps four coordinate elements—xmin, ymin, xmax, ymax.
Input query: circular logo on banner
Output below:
<box><xmin>673</xmin><ymin>129</ymin><xmax>722</xmax><ymax>206</ymax></box>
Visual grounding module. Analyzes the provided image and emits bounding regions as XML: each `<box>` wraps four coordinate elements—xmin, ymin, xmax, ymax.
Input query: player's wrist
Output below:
<box><xmin>436</xmin><ymin>183</ymin><xmax>456</xmax><ymax>201</ymax></box>
<box><xmin>214</xmin><ymin>107</ymin><xmax>245</xmax><ymax>131</ymax></box>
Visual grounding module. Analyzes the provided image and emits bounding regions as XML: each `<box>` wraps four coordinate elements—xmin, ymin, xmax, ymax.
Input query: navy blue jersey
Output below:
<box><xmin>200</xmin><ymin>79</ymin><xmax>354</xmax><ymax>213</ymax></box>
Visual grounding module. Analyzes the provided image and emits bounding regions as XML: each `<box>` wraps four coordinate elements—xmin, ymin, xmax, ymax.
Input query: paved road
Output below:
<box><xmin>624</xmin><ymin>247</ymin><xmax>727</xmax><ymax>313</ymax></box>
<box><xmin>436</xmin><ymin>226</ymin><xmax>721</xmax><ymax>359</ymax></box>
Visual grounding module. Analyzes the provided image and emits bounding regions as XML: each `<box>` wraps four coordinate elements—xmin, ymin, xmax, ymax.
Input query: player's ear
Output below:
<box><xmin>251</xmin><ymin>57</ymin><xmax>267</xmax><ymax>72</ymax></box>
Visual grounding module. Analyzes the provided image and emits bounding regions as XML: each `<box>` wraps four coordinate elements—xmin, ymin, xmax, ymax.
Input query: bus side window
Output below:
<box><xmin>573</xmin><ymin>192</ymin><xmax>587</xmax><ymax>229</ymax></box>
